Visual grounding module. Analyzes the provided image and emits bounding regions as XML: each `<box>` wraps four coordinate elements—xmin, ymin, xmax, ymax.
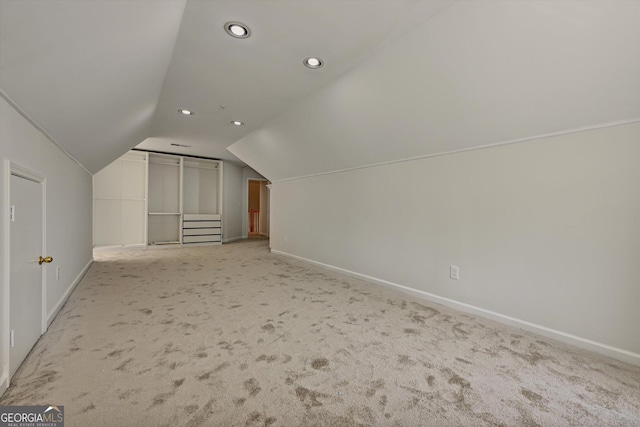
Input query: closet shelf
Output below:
<box><xmin>95</xmin><ymin>150</ymin><xmax>223</xmax><ymax>248</ymax></box>
<box><xmin>95</xmin><ymin>197</ymin><xmax>146</xmax><ymax>201</ymax></box>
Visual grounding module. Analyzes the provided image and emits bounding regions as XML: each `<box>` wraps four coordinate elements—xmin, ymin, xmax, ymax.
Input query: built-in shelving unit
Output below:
<box><xmin>183</xmin><ymin>214</ymin><xmax>222</xmax><ymax>244</ymax></box>
<box><xmin>181</xmin><ymin>158</ymin><xmax>223</xmax><ymax>245</ymax></box>
<box><xmin>93</xmin><ymin>150</ymin><xmax>223</xmax><ymax>249</ymax></box>
<box><xmin>147</xmin><ymin>154</ymin><xmax>182</xmax><ymax>246</ymax></box>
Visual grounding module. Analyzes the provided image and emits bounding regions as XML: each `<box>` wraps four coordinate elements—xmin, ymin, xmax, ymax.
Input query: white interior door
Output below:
<box><xmin>9</xmin><ymin>173</ymin><xmax>44</xmax><ymax>376</ymax></box>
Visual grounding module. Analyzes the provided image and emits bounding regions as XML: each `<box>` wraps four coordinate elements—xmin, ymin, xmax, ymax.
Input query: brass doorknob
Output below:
<box><xmin>38</xmin><ymin>256</ymin><xmax>53</xmax><ymax>265</ymax></box>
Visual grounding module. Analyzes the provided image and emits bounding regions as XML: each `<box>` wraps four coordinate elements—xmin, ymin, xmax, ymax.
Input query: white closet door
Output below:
<box><xmin>93</xmin><ymin>151</ymin><xmax>147</xmax><ymax>246</ymax></box>
<box><xmin>94</xmin><ymin>160</ymin><xmax>122</xmax><ymax>199</ymax></box>
<box><xmin>122</xmin><ymin>158</ymin><xmax>146</xmax><ymax>200</ymax></box>
<box><xmin>122</xmin><ymin>200</ymin><xmax>146</xmax><ymax>244</ymax></box>
<box><xmin>94</xmin><ymin>199</ymin><xmax>122</xmax><ymax>245</ymax></box>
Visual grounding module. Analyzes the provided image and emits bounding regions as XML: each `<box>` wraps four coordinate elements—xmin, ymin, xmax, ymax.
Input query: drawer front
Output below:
<box><xmin>183</xmin><ymin>214</ymin><xmax>220</xmax><ymax>221</ymax></box>
<box><xmin>183</xmin><ymin>220</ymin><xmax>221</xmax><ymax>229</ymax></box>
<box><xmin>183</xmin><ymin>227</ymin><xmax>221</xmax><ymax>236</ymax></box>
<box><xmin>183</xmin><ymin>234</ymin><xmax>222</xmax><ymax>243</ymax></box>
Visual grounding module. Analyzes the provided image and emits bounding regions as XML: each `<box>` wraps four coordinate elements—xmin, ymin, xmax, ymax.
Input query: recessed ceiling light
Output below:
<box><xmin>303</xmin><ymin>57</ymin><xmax>323</xmax><ymax>69</ymax></box>
<box><xmin>231</xmin><ymin>120</ymin><xmax>244</xmax><ymax>126</ymax></box>
<box><xmin>178</xmin><ymin>109</ymin><xmax>194</xmax><ymax>115</ymax></box>
<box><xmin>225</xmin><ymin>22</ymin><xmax>250</xmax><ymax>39</ymax></box>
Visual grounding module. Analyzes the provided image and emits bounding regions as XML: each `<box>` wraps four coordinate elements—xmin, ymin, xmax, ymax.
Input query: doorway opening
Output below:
<box><xmin>247</xmin><ymin>179</ymin><xmax>269</xmax><ymax>239</ymax></box>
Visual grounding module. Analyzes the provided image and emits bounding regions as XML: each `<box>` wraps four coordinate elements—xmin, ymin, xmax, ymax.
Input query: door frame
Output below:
<box><xmin>244</xmin><ymin>178</ymin><xmax>269</xmax><ymax>238</ymax></box>
<box><xmin>2</xmin><ymin>160</ymin><xmax>47</xmax><ymax>389</ymax></box>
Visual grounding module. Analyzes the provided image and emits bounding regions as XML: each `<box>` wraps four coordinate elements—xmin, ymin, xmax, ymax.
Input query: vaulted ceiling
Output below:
<box><xmin>0</xmin><ymin>0</ymin><xmax>186</xmax><ymax>172</ymax></box>
<box><xmin>1</xmin><ymin>1</ymin><xmax>639</xmax><ymax>179</ymax></box>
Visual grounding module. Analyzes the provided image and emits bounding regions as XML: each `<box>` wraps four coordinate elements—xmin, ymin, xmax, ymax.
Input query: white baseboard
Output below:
<box><xmin>47</xmin><ymin>258</ymin><xmax>93</xmax><ymax>326</ymax></box>
<box><xmin>93</xmin><ymin>244</ymin><xmax>146</xmax><ymax>251</ymax></box>
<box><xmin>1</xmin><ymin>260</ymin><xmax>93</xmax><ymax>398</ymax></box>
<box><xmin>271</xmin><ymin>249</ymin><xmax>640</xmax><ymax>367</ymax></box>
<box><xmin>223</xmin><ymin>236</ymin><xmax>243</xmax><ymax>243</ymax></box>
<box><xmin>0</xmin><ymin>372</ymin><xmax>7</xmax><ymax>397</ymax></box>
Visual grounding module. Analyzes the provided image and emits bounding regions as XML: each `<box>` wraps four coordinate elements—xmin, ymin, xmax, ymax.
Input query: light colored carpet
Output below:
<box><xmin>2</xmin><ymin>239</ymin><xmax>639</xmax><ymax>426</ymax></box>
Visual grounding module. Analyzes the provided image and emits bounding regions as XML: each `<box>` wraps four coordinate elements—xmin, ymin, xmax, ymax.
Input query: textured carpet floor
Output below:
<box><xmin>2</xmin><ymin>239</ymin><xmax>639</xmax><ymax>426</ymax></box>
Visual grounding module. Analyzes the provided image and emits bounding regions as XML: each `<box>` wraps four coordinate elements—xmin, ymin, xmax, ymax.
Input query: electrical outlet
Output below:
<box><xmin>10</xmin><ymin>330</ymin><xmax>14</xmax><ymax>347</ymax></box>
<box><xmin>450</xmin><ymin>265</ymin><xmax>460</xmax><ymax>280</ymax></box>
<box><xmin>56</xmin><ymin>267</ymin><xmax>60</xmax><ymax>281</ymax></box>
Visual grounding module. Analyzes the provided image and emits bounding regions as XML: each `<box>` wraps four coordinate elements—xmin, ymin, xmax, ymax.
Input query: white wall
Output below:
<box><xmin>259</xmin><ymin>181</ymin><xmax>269</xmax><ymax>236</ymax></box>
<box><xmin>0</xmin><ymin>97</ymin><xmax>93</xmax><ymax>393</ymax></box>
<box><xmin>0</xmin><ymin>0</ymin><xmax>187</xmax><ymax>173</ymax></box>
<box><xmin>222</xmin><ymin>161</ymin><xmax>243</xmax><ymax>242</ymax></box>
<box><xmin>228</xmin><ymin>1</ymin><xmax>640</xmax><ymax>182</ymax></box>
<box><xmin>270</xmin><ymin>122</ymin><xmax>640</xmax><ymax>364</ymax></box>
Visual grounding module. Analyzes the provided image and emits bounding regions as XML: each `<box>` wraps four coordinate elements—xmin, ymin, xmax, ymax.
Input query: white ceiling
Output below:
<box><xmin>1</xmin><ymin>1</ymin><xmax>639</xmax><ymax>178</ymax></box>
<box><xmin>0</xmin><ymin>0</ymin><xmax>186</xmax><ymax>173</ymax></box>
<box><xmin>0</xmin><ymin>0</ymin><xmax>451</xmax><ymax>172</ymax></box>
<box><xmin>138</xmin><ymin>0</ymin><xmax>452</xmax><ymax>164</ymax></box>
<box><xmin>228</xmin><ymin>0</ymin><xmax>640</xmax><ymax>181</ymax></box>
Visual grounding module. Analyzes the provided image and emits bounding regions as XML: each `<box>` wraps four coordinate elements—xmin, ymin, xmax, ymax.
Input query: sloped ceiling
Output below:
<box><xmin>2</xmin><ymin>1</ymin><xmax>639</xmax><ymax>177</ymax></box>
<box><xmin>0</xmin><ymin>0</ymin><xmax>186</xmax><ymax>173</ymax></box>
<box><xmin>137</xmin><ymin>0</ymin><xmax>452</xmax><ymax>163</ymax></box>
<box><xmin>0</xmin><ymin>0</ymin><xmax>452</xmax><ymax>173</ymax></box>
<box><xmin>228</xmin><ymin>0</ymin><xmax>640</xmax><ymax>181</ymax></box>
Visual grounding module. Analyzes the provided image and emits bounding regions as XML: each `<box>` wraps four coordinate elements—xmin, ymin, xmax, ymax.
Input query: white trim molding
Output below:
<box><xmin>0</xmin><ymin>89</ymin><xmax>90</xmax><ymax>175</ymax></box>
<box><xmin>2</xmin><ymin>161</ymin><xmax>47</xmax><ymax>396</ymax></box>
<box><xmin>243</xmin><ymin>177</ymin><xmax>269</xmax><ymax>239</ymax></box>
<box><xmin>0</xmin><ymin>372</ymin><xmax>7</xmax><ymax>397</ymax></box>
<box><xmin>1</xmin><ymin>162</ymin><xmax>9</xmax><ymax>397</ymax></box>
<box><xmin>271</xmin><ymin>248</ymin><xmax>640</xmax><ymax>367</ymax></box>
<box><xmin>222</xmin><ymin>236</ymin><xmax>243</xmax><ymax>243</ymax></box>
<box><xmin>47</xmin><ymin>259</ymin><xmax>93</xmax><ymax>326</ymax></box>
<box><xmin>272</xmin><ymin>118</ymin><xmax>640</xmax><ymax>184</ymax></box>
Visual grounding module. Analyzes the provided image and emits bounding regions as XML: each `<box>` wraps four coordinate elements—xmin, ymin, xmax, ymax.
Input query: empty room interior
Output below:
<box><xmin>1</xmin><ymin>0</ymin><xmax>639</xmax><ymax>425</ymax></box>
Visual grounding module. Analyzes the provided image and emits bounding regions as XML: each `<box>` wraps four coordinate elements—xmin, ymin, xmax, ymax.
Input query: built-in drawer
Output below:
<box><xmin>183</xmin><ymin>234</ymin><xmax>222</xmax><ymax>243</ymax></box>
<box><xmin>183</xmin><ymin>220</ymin><xmax>221</xmax><ymax>229</ymax></box>
<box><xmin>183</xmin><ymin>213</ymin><xmax>220</xmax><ymax>221</ymax></box>
<box><xmin>183</xmin><ymin>228</ymin><xmax>221</xmax><ymax>236</ymax></box>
